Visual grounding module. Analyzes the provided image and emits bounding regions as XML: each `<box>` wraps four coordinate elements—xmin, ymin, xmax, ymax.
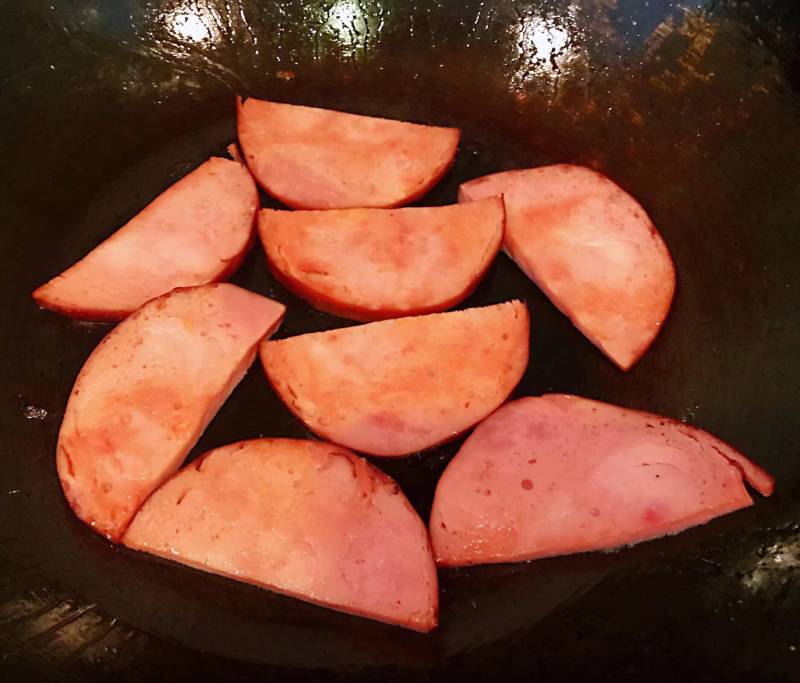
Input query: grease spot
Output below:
<box><xmin>22</xmin><ymin>404</ymin><xmax>47</xmax><ymax>420</ymax></box>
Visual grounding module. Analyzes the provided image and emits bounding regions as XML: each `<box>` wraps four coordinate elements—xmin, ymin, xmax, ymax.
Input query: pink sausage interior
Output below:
<box><xmin>57</xmin><ymin>284</ymin><xmax>285</xmax><ymax>540</ymax></box>
<box><xmin>261</xmin><ymin>301</ymin><xmax>529</xmax><ymax>457</ymax></box>
<box><xmin>34</xmin><ymin>156</ymin><xmax>258</xmax><ymax>321</ymax></box>
<box><xmin>431</xmin><ymin>394</ymin><xmax>773</xmax><ymax>567</ymax></box>
<box><xmin>124</xmin><ymin>439</ymin><xmax>438</xmax><ymax>632</ymax></box>
<box><xmin>238</xmin><ymin>97</ymin><xmax>460</xmax><ymax>209</ymax></box>
<box><xmin>460</xmin><ymin>165</ymin><xmax>675</xmax><ymax>370</ymax></box>
<box><xmin>259</xmin><ymin>197</ymin><xmax>504</xmax><ymax>321</ymax></box>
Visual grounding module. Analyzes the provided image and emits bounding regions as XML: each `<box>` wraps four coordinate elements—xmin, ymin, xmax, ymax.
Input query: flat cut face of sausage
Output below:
<box><xmin>459</xmin><ymin>165</ymin><xmax>676</xmax><ymax>370</ymax></box>
<box><xmin>258</xmin><ymin>198</ymin><xmax>504</xmax><ymax>321</ymax></box>
<box><xmin>57</xmin><ymin>284</ymin><xmax>285</xmax><ymax>541</ymax></box>
<box><xmin>123</xmin><ymin>439</ymin><xmax>438</xmax><ymax>632</ymax></box>
<box><xmin>33</xmin><ymin>157</ymin><xmax>258</xmax><ymax>321</ymax></box>
<box><xmin>237</xmin><ymin>97</ymin><xmax>460</xmax><ymax>209</ymax></box>
<box><xmin>260</xmin><ymin>302</ymin><xmax>530</xmax><ymax>457</ymax></box>
<box><xmin>430</xmin><ymin>394</ymin><xmax>774</xmax><ymax>567</ymax></box>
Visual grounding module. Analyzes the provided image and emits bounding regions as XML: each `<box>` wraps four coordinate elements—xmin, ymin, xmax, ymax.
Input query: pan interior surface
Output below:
<box><xmin>1</xmin><ymin>1</ymin><xmax>798</xmax><ymax>681</ymax></box>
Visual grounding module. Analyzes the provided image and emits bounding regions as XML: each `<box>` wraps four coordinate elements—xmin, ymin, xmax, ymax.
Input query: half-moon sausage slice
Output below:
<box><xmin>57</xmin><ymin>284</ymin><xmax>285</xmax><ymax>541</ymax></box>
<box><xmin>123</xmin><ymin>439</ymin><xmax>438</xmax><ymax>632</ymax></box>
<box><xmin>430</xmin><ymin>394</ymin><xmax>774</xmax><ymax>567</ymax></box>
<box><xmin>237</xmin><ymin>97</ymin><xmax>460</xmax><ymax>209</ymax></box>
<box><xmin>459</xmin><ymin>165</ymin><xmax>675</xmax><ymax>370</ymax></box>
<box><xmin>258</xmin><ymin>198</ymin><xmax>504</xmax><ymax>321</ymax></box>
<box><xmin>260</xmin><ymin>301</ymin><xmax>529</xmax><ymax>457</ymax></box>
<box><xmin>33</xmin><ymin>156</ymin><xmax>258</xmax><ymax>321</ymax></box>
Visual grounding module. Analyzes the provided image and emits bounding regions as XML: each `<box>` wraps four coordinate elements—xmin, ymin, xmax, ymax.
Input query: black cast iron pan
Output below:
<box><xmin>1</xmin><ymin>1</ymin><xmax>799</xmax><ymax>681</ymax></box>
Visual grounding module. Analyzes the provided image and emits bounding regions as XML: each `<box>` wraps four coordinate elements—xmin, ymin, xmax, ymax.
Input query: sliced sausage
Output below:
<box><xmin>33</xmin><ymin>156</ymin><xmax>258</xmax><ymax>321</ymax></box>
<box><xmin>430</xmin><ymin>394</ymin><xmax>774</xmax><ymax>567</ymax></box>
<box><xmin>260</xmin><ymin>302</ymin><xmax>529</xmax><ymax>457</ymax></box>
<box><xmin>123</xmin><ymin>439</ymin><xmax>438</xmax><ymax>632</ymax></box>
<box><xmin>57</xmin><ymin>284</ymin><xmax>285</xmax><ymax>541</ymax></box>
<box><xmin>237</xmin><ymin>97</ymin><xmax>460</xmax><ymax>209</ymax></box>
<box><xmin>459</xmin><ymin>165</ymin><xmax>675</xmax><ymax>370</ymax></box>
<box><xmin>259</xmin><ymin>198</ymin><xmax>504</xmax><ymax>321</ymax></box>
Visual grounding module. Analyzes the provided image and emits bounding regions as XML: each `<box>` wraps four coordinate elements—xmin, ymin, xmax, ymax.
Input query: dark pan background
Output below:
<box><xmin>1</xmin><ymin>1</ymin><xmax>799</xmax><ymax>681</ymax></box>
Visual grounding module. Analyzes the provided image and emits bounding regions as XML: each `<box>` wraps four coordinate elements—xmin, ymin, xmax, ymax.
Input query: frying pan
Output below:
<box><xmin>1</xmin><ymin>0</ymin><xmax>798</xmax><ymax>681</ymax></box>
